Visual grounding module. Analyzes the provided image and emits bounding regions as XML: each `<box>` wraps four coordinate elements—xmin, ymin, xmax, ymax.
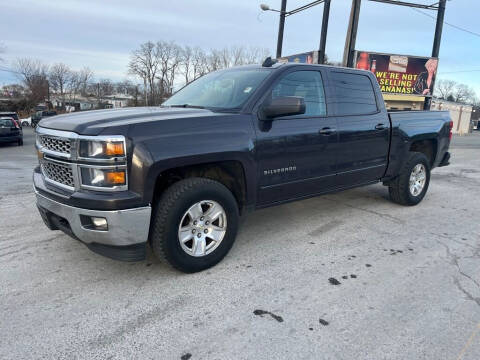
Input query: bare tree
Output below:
<box><xmin>243</xmin><ymin>46</ymin><xmax>270</xmax><ymax>64</ymax></box>
<box><xmin>219</xmin><ymin>47</ymin><xmax>231</xmax><ymax>69</ymax></box>
<box><xmin>452</xmin><ymin>83</ymin><xmax>475</xmax><ymax>103</ymax></box>
<box><xmin>126</xmin><ymin>41</ymin><xmax>272</xmax><ymax>103</ymax></box>
<box><xmin>99</xmin><ymin>79</ymin><xmax>114</xmax><ymax>96</ymax></box>
<box><xmin>435</xmin><ymin>79</ymin><xmax>456</xmax><ymax>100</ymax></box>
<box><xmin>14</xmin><ymin>58</ymin><xmax>50</xmax><ymax>104</ymax></box>
<box><xmin>206</xmin><ymin>48</ymin><xmax>223</xmax><ymax>72</ymax></box>
<box><xmin>128</xmin><ymin>41</ymin><xmax>159</xmax><ymax>106</ymax></box>
<box><xmin>49</xmin><ymin>63</ymin><xmax>72</xmax><ymax>104</ymax></box>
<box><xmin>167</xmin><ymin>43</ymin><xmax>182</xmax><ymax>96</ymax></box>
<box><xmin>116</xmin><ymin>80</ymin><xmax>135</xmax><ymax>95</ymax></box>
<box><xmin>206</xmin><ymin>45</ymin><xmax>270</xmax><ymax>70</ymax></box>
<box><xmin>181</xmin><ymin>46</ymin><xmax>193</xmax><ymax>84</ymax></box>
<box><xmin>66</xmin><ymin>70</ymin><xmax>81</xmax><ymax>102</ymax></box>
<box><xmin>77</xmin><ymin>67</ymin><xmax>93</xmax><ymax>96</ymax></box>
<box><xmin>191</xmin><ymin>47</ymin><xmax>208</xmax><ymax>80</ymax></box>
<box><xmin>156</xmin><ymin>41</ymin><xmax>183</xmax><ymax>99</ymax></box>
<box><xmin>229</xmin><ymin>46</ymin><xmax>243</xmax><ymax>66</ymax></box>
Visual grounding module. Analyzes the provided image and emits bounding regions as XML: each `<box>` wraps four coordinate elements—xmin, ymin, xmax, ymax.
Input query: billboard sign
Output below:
<box><xmin>354</xmin><ymin>51</ymin><xmax>438</xmax><ymax>97</ymax></box>
<box><xmin>279</xmin><ymin>51</ymin><xmax>319</xmax><ymax>64</ymax></box>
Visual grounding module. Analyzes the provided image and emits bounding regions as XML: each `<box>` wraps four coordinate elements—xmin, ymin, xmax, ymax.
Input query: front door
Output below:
<box><xmin>254</xmin><ymin>69</ymin><xmax>338</xmax><ymax>205</ymax></box>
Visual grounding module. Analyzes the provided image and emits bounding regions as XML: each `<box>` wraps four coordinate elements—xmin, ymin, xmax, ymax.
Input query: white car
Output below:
<box><xmin>20</xmin><ymin>117</ymin><xmax>32</xmax><ymax>127</ymax></box>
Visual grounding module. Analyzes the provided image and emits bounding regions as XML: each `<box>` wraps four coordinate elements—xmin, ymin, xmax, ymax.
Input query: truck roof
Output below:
<box><xmin>235</xmin><ymin>60</ymin><xmax>374</xmax><ymax>76</ymax></box>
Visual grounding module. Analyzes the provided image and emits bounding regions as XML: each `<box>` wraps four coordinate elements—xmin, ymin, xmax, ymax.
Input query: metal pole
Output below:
<box><xmin>424</xmin><ymin>0</ymin><xmax>446</xmax><ymax>110</ymax></box>
<box><xmin>276</xmin><ymin>0</ymin><xmax>287</xmax><ymax>58</ymax></box>
<box><xmin>318</xmin><ymin>0</ymin><xmax>331</xmax><ymax>64</ymax></box>
<box><xmin>342</xmin><ymin>0</ymin><xmax>362</xmax><ymax>67</ymax></box>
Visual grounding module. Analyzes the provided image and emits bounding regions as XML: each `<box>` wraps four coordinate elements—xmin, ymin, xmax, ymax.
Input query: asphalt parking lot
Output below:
<box><xmin>1</xmin><ymin>127</ymin><xmax>480</xmax><ymax>359</ymax></box>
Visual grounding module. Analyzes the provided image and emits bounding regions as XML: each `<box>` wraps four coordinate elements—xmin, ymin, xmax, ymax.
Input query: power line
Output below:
<box><xmin>411</xmin><ymin>8</ymin><xmax>480</xmax><ymax>38</ymax></box>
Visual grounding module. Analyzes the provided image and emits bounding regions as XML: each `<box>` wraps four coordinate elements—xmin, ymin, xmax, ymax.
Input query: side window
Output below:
<box><xmin>330</xmin><ymin>72</ymin><xmax>378</xmax><ymax>116</ymax></box>
<box><xmin>272</xmin><ymin>71</ymin><xmax>326</xmax><ymax>117</ymax></box>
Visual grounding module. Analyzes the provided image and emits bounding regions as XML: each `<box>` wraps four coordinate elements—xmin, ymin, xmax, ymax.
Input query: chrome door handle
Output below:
<box><xmin>375</xmin><ymin>123</ymin><xmax>386</xmax><ymax>130</ymax></box>
<box><xmin>319</xmin><ymin>127</ymin><xmax>336</xmax><ymax>135</ymax></box>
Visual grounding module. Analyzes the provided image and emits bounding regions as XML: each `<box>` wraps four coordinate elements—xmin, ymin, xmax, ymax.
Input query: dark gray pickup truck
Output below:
<box><xmin>34</xmin><ymin>61</ymin><xmax>452</xmax><ymax>272</ymax></box>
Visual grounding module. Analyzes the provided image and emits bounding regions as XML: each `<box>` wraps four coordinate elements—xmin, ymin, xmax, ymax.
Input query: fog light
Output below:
<box><xmin>91</xmin><ymin>217</ymin><xmax>108</xmax><ymax>231</ymax></box>
<box><xmin>81</xmin><ymin>215</ymin><xmax>108</xmax><ymax>231</ymax></box>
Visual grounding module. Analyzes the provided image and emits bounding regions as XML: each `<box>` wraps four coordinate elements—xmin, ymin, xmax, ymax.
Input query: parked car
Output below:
<box><xmin>0</xmin><ymin>112</ymin><xmax>21</xmax><ymax>127</ymax></box>
<box><xmin>0</xmin><ymin>117</ymin><xmax>23</xmax><ymax>146</ymax></box>
<box><xmin>20</xmin><ymin>117</ymin><xmax>32</xmax><ymax>127</ymax></box>
<box><xmin>31</xmin><ymin>110</ymin><xmax>57</xmax><ymax>128</ymax></box>
<box><xmin>34</xmin><ymin>60</ymin><xmax>452</xmax><ymax>272</ymax></box>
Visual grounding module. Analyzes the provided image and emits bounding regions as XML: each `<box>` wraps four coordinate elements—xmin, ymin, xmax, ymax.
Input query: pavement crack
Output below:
<box><xmin>437</xmin><ymin>240</ymin><xmax>480</xmax><ymax>290</ymax></box>
<box><xmin>436</xmin><ymin>240</ymin><xmax>480</xmax><ymax>307</ymax></box>
<box><xmin>453</xmin><ymin>277</ymin><xmax>480</xmax><ymax>307</ymax></box>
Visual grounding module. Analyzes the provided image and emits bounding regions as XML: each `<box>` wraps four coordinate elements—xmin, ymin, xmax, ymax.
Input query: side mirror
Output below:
<box><xmin>260</xmin><ymin>96</ymin><xmax>306</xmax><ymax>120</ymax></box>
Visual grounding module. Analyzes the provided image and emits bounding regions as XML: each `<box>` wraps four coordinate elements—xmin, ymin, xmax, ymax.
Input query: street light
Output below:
<box><xmin>260</xmin><ymin>4</ymin><xmax>281</xmax><ymax>12</ymax></box>
<box><xmin>260</xmin><ymin>0</ymin><xmax>331</xmax><ymax>64</ymax></box>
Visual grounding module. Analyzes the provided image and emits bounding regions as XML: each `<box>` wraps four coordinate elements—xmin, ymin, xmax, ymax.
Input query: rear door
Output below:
<box><xmin>329</xmin><ymin>71</ymin><xmax>390</xmax><ymax>187</ymax></box>
<box><xmin>254</xmin><ymin>68</ymin><xmax>338</xmax><ymax>205</ymax></box>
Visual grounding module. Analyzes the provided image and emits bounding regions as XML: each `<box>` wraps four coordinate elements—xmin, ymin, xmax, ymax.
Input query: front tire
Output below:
<box><xmin>18</xmin><ymin>139</ymin><xmax>23</xmax><ymax>146</ymax></box>
<box><xmin>388</xmin><ymin>152</ymin><xmax>430</xmax><ymax>206</ymax></box>
<box><xmin>150</xmin><ymin>177</ymin><xmax>239</xmax><ymax>273</ymax></box>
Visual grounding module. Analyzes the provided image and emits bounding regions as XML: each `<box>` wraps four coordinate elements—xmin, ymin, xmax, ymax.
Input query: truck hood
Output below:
<box><xmin>38</xmin><ymin>107</ymin><xmax>225</xmax><ymax>135</ymax></box>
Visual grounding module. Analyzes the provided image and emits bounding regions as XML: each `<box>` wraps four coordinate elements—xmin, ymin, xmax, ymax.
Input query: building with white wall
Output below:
<box><xmin>431</xmin><ymin>99</ymin><xmax>472</xmax><ymax>135</ymax></box>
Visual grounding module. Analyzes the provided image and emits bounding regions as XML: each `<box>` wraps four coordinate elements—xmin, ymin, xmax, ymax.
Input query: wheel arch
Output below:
<box><xmin>150</xmin><ymin>159</ymin><xmax>251</xmax><ymax>215</ymax></box>
<box><xmin>409</xmin><ymin>137</ymin><xmax>437</xmax><ymax>167</ymax></box>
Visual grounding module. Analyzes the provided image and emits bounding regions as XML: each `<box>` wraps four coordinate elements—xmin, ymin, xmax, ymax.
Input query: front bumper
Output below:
<box><xmin>35</xmin><ymin>190</ymin><xmax>151</xmax><ymax>261</ymax></box>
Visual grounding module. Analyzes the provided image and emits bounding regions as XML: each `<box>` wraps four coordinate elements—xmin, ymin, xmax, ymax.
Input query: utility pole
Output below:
<box><xmin>134</xmin><ymin>85</ymin><xmax>139</xmax><ymax>107</ymax></box>
<box><xmin>318</xmin><ymin>0</ymin><xmax>331</xmax><ymax>64</ymax></box>
<box><xmin>97</xmin><ymin>83</ymin><xmax>100</xmax><ymax>109</ymax></box>
<box><xmin>343</xmin><ymin>0</ymin><xmax>362</xmax><ymax>67</ymax></box>
<box><xmin>424</xmin><ymin>0</ymin><xmax>446</xmax><ymax>110</ymax></box>
<box><xmin>276</xmin><ymin>0</ymin><xmax>287</xmax><ymax>58</ymax></box>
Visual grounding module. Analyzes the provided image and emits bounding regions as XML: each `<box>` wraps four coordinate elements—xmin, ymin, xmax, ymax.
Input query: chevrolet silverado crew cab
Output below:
<box><xmin>34</xmin><ymin>60</ymin><xmax>452</xmax><ymax>272</ymax></box>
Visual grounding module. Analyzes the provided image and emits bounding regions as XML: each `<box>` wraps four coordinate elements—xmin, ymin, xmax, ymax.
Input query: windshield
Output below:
<box><xmin>163</xmin><ymin>68</ymin><xmax>271</xmax><ymax>111</ymax></box>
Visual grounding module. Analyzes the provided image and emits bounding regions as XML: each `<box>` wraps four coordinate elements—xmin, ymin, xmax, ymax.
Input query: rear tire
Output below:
<box><xmin>388</xmin><ymin>152</ymin><xmax>430</xmax><ymax>206</ymax></box>
<box><xmin>150</xmin><ymin>177</ymin><xmax>239</xmax><ymax>273</ymax></box>
<box><xmin>18</xmin><ymin>139</ymin><xmax>23</xmax><ymax>146</ymax></box>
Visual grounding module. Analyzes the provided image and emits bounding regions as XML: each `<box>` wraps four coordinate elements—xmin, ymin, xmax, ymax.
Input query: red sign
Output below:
<box><xmin>355</xmin><ymin>51</ymin><xmax>438</xmax><ymax>97</ymax></box>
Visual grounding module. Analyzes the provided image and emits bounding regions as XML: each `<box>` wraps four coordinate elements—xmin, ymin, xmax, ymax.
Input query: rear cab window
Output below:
<box><xmin>330</xmin><ymin>72</ymin><xmax>378</xmax><ymax>116</ymax></box>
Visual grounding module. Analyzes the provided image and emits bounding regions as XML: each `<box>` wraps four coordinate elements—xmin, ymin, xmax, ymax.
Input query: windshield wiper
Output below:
<box><xmin>167</xmin><ymin>104</ymin><xmax>206</xmax><ymax>109</ymax></box>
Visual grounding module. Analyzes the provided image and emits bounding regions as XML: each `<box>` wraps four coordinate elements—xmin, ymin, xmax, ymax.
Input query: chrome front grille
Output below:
<box><xmin>41</xmin><ymin>160</ymin><xmax>75</xmax><ymax>189</ymax></box>
<box><xmin>35</xmin><ymin>127</ymin><xmax>128</xmax><ymax>193</ymax></box>
<box><xmin>38</xmin><ymin>135</ymin><xmax>72</xmax><ymax>155</ymax></box>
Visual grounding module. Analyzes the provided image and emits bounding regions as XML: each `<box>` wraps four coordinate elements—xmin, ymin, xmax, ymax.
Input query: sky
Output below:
<box><xmin>1</xmin><ymin>0</ymin><xmax>479</xmax><ymax>93</ymax></box>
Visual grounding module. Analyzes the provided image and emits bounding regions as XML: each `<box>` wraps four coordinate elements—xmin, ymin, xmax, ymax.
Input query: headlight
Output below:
<box><xmin>80</xmin><ymin>167</ymin><xmax>126</xmax><ymax>188</ymax></box>
<box><xmin>78</xmin><ymin>139</ymin><xmax>125</xmax><ymax>159</ymax></box>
